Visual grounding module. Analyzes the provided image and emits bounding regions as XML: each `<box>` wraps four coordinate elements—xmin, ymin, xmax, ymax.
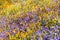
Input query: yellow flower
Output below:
<box><xmin>9</xmin><ymin>35</ymin><xmax>16</xmax><ymax>40</ymax></box>
<box><xmin>21</xmin><ymin>32</ymin><xmax>26</xmax><ymax>38</ymax></box>
<box><xmin>44</xmin><ymin>0</ymin><xmax>52</xmax><ymax>3</ymax></box>
<box><xmin>52</xmin><ymin>19</ymin><xmax>56</xmax><ymax>24</ymax></box>
<box><xmin>23</xmin><ymin>5</ymin><xmax>28</xmax><ymax>12</ymax></box>
<box><xmin>25</xmin><ymin>32</ymin><xmax>27</xmax><ymax>35</ymax></box>
<box><xmin>58</xmin><ymin>19</ymin><xmax>60</xmax><ymax>23</ymax></box>
<box><xmin>26</xmin><ymin>0</ymin><xmax>32</xmax><ymax>5</ymax></box>
<box><xmin>43</xmin><ymin>13</ymin><xmax>48</xmax><ymax>19</ymax></box>
<box><xmin>28</xmin><ymin>30</ymin><xmax>34</xmax><ymax>35</ymax></box>
<box><xmin>16</xmin><ymin>30</ymin><xmax>20</xmax><ymax>37</ymax></box>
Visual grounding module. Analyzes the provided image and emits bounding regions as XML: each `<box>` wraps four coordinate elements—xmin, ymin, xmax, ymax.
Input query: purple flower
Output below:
<box><xmin>56</xmin><ymin>26</ymin><xmax>60</xmax><ymax>28</ymax></box>
<box><xmin>36</xmin><ymin>30</ymin><xmax>41</xmax><ymax>35</ymax></box>
<box><xmin>10</xmin><ymin>22</ymin><xmax>18</xmax><ymax>29</ymax></box>
<box><xmin>46</xmin><ymin>7</ymin><xmax>51</xmax><ymax>12</ymax></box>
<box><xmin>58</xmin><ymin>10</ymin><xmax>60</xmax><ymax>14</ymax></box>
<box><xmin>50</xmin><ymin>38</ymin><xmax>54</xmax><ymax>40</ymax></box>
<box><xmin>0</xmin><ymin>32</ymin><xmax>7</xmax><ymax>38</ymax></box>
<box><xmin>55</xmin><ymin>25</ymin><xmax>59</xmax><ymax>28</ymax></box>
<box><xmin>34</xmin><ymin>19</ymin><xmax>39</xmax><ymax>23</ymax></box>
<box><xmin>43</xmin><ymin>37</ymin><xmax>48</xmax><ymax>40</ymax></box>
<box><xmin>7</xmin><ymin>29</ymin><xmax>12</xmax><ymax>32</ymax></box>
<box><xmin>50</xmin><ymin>28</ymin><xmax>54</xmax><ymax>31</ymax></box>
<box><xmin>28</xmin><ymin>12</ymin><xmax>33</xmax><ymax>15</ymax></box>
<box><xmin>0</xmin><ymin>17</ymin><xmax>7</xmax><ymax>27</ymax></box>
<box><xmin>24</xmin><ymin>16</ymin><xmax>30</xmax><ymax>21</ymax></box>
<box><xmin>42</xmin><ymin>26</ymin><xmax>48</xmax><ymax>30</ymax></box>
<box><xmin>53</xmin><ymin>0</ymin><xmax>56</xmax><ymax>2</ymax></box>
<box><xmin>33</xmin><ymin>14</ymin><xmax>37</xmax><ymax>18</ymax></box>
<box><xmin>58</xmin><ymin>36</ymin><xmax>60</xmax><ymax>40</ymax></box>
